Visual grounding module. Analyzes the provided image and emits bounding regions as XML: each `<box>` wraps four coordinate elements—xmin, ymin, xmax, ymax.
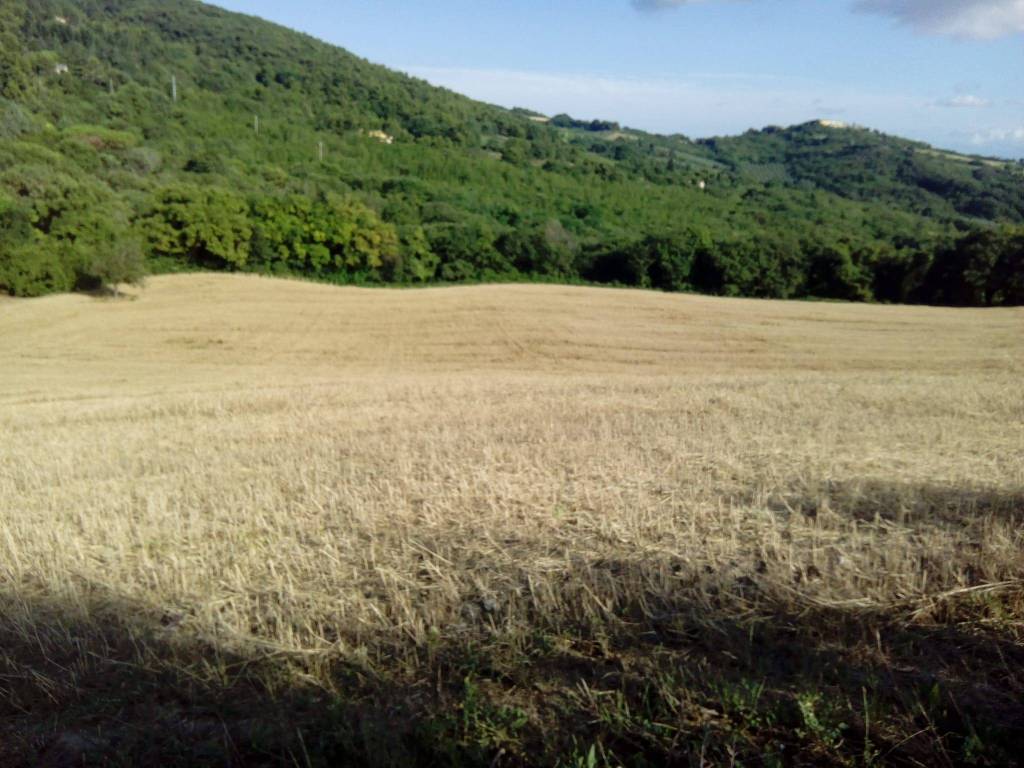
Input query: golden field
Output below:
<box><xmin>1</xmin><ymin>274</ymin><xmax>1022</xmax><ymax>766</ymax></box>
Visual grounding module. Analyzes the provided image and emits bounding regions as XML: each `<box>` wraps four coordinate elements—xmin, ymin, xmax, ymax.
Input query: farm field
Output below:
<box><xmin>1</xmin><ymin>274</ymin><xmax>1022</xmax><ymax>766</ymax></box>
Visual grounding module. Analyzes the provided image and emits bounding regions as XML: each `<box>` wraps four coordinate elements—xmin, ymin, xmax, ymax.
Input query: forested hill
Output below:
<box><xmin>1</xmin><ymin>0</ymin><xmax>1022</xmax><ymax>305</ymax></box>
<box><xmin>700</xmin><ymin>122</ymin><xmax>1024</xmax><ymax>221</ymax></box>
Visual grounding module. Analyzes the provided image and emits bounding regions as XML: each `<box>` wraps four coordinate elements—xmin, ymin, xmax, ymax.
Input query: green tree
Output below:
<box><xmin>248</xmin><ymin>194</ymin><xmax>400</xmax><ymax>281</ymax></box>
<box><xmin>394</xmin><ymin>225</ymin><xmax>439</xmax><ymax>282</ymax></box>
<box><xmin>992</xmin><ymin>228</ymin><xmax>1024</xmax><ymax>306</ymax></box>
<box><xmin>0</xmin><ymin>2</ymin><xmax>29</xmax><ymax>101</ymax></box>
<box><xmin>85</xmin><ymin>230</ymin><xmax>148</xmax><ymax>298</ymax></box>
<box><xmin>146</xmin><ymin>185</ymin><xmax>252</xmax><ymax>269</ymax></box>
<box><xmin>806</xmin><ymin>242</ymin><xmax>872</xmax><ymax>301</ymax></box>
<box><xmin>924</xmin><ymin>229</ymin><xmax>1003</xmax><ymax>306</ymax></box>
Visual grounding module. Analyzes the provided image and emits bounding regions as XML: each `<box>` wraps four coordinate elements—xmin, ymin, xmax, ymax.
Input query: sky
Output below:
<box><xmin>212</xmin><ymin>0</ymin><xmax>1024</xmax><ymax>158</ymax></box>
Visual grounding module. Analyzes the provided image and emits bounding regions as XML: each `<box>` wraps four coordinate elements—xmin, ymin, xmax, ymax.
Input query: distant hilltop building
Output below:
<box><xmin>54</xmin><ymin>15</ymin><xmax>69</xmax><ymax>25</ymax></box>
<box><xmin>54</xmin><ymin>63</ymin><xmax>69</xmax><ymax>75</ymax></box>
<box><xmin>818</xmin><ymin>119</ymin><xmax>848</xmax><ymax>129</ymax></box>
<box><xmin>697</xmin><ymin>180</ymin><xmax>707</xmax><ymax>190</ymax></box>
<box><xmin>365</xmin><ymin>130</ymin><xmax>394</xmax><ymax>145</ymax></box>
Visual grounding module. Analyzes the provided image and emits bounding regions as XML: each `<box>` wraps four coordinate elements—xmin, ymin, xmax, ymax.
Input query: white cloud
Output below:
<box><xmin>636</xmin><ymin>0</ymin><xmax>1024</xmax><ymax>38</ymax></box>
<box><xmin>969</xmin><ymin>126</ymin><xmax>1024</xmax><ymax>144</ymax></box>
<box><xmin>854</xmin><ymin>0</ymin><xmax>1024</xmax><ymax>39</ymax></box>
<box><xmin>935</xmin><ymin>94</ymin><xmax>992</xmax><ymax>108</ymax></box>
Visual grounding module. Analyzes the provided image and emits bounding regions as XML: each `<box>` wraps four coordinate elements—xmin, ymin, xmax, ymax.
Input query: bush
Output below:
<box><xmin>84</xmin><ymin>232</ymin><xmax>147</xmax><ymax>297</ymax></box>
<box><xmin>145</xmin><ymin>184</ymin><xmax>252</xmax><ymax>269</ymax></box>
<box><xmin>0</xmin><ymin>99</ymin><xmax>34</xmax><ymax>139</ymax></box>
<box><xmin>0</xmin><ymin>241</ymin><xmax>75</xmax><ymax>297</ymax></box>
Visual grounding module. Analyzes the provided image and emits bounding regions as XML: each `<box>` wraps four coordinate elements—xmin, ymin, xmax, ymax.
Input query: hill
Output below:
<box><xmin>2</xmin><ymin>275</ymin><xmax>1023</xmax><ymax>765</ymax></box>
<box><xmin>0</xmin><ymin>0</ymin><xmax>1022</xmax><ymax>304</ymax></box>
<box><xmin>701</xmin><ymin>121</ymin><xmax>1024</xmax><ymax>220</ymax></box>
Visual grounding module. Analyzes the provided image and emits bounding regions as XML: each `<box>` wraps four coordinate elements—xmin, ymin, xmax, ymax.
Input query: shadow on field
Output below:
<box><xmin>765</xmin><ymin>478</ymin><xmax>1024</xmax><ymax>525</ymax></box>
<box><xmin>3</xmin><ymin>587</ymin><xmax>1023</xmax><ymax>767</ymax></box>
<box><xmin>3</xmin><ymin>467</ymin><xmax>1024</xmax><ymax>768</ymax></box>
<box><xmin>0</xmin><ymin>595</ymin><xmax>418</xmax><ymax>768</ymax></box>
<box><xmin>602</xmin><ymin>602</ymin><xmax>1024</xmax><ymax>765</ymax></box>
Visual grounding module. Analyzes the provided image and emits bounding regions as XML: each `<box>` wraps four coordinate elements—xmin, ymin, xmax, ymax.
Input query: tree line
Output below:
<box><xmin>3</xmin><ymin>167</ymin><xmax>1020</xmax><ymax>306</ymax></box>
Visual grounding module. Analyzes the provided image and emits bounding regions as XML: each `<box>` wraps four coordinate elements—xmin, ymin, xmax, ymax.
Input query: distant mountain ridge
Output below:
<box><xmin>0</xmin><ymin>0</ymin><xmax>1021</xmax><ymax>305</ymax></box>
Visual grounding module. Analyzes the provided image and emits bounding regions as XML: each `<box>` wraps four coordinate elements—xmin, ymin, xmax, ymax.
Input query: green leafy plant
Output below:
<box><xmin>796</xmin><ymin>692</ymin><xmax>847</xmax><ymax>751</ymax></box>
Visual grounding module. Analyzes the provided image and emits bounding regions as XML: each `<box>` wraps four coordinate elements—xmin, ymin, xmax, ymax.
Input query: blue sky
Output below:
<box><xmin>213</xmin><ymin>0</ymin><xmax>1023</xmax><ymax>158</ymax></box>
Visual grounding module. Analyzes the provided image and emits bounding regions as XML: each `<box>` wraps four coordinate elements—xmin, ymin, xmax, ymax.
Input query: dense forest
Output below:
<box><xmin>0</xmin><ymin>0</ymin><xmax>1022</xmax><ymax>304</ymax></box>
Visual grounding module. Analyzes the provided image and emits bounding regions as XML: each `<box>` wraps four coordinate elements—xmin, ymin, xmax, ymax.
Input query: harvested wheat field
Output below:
<box><xmin>1</xmin><ymin>274</ymin><xmax>1023</xmax><ymax>766</ymax></box>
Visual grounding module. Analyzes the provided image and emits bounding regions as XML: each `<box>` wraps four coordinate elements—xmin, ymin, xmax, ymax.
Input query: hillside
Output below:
<box><xmin>2</xmin><ymin>275</ymin><xmax>1023</xmax><ymax>765</ymax></box>
<box><xmin>558</xmin><ymin>118</ymin><xmax>1024</xmax><ymax>223</ymax></box>
<box><xmin>702</xmin><ymin>121</ymin><xmax>1024</xmax><ymax>220</ymax></box>
<box><xmin>0</xmin><ymin>0</ymin><xmax>1022</xmax><ymax>304</ymax></box>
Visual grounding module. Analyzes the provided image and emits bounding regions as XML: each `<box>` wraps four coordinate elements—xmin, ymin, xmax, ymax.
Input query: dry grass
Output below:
<box><xmin>1</xmin><ymin>274</ymin><xmax>1022</xmax><ymax>766</ymax></box>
